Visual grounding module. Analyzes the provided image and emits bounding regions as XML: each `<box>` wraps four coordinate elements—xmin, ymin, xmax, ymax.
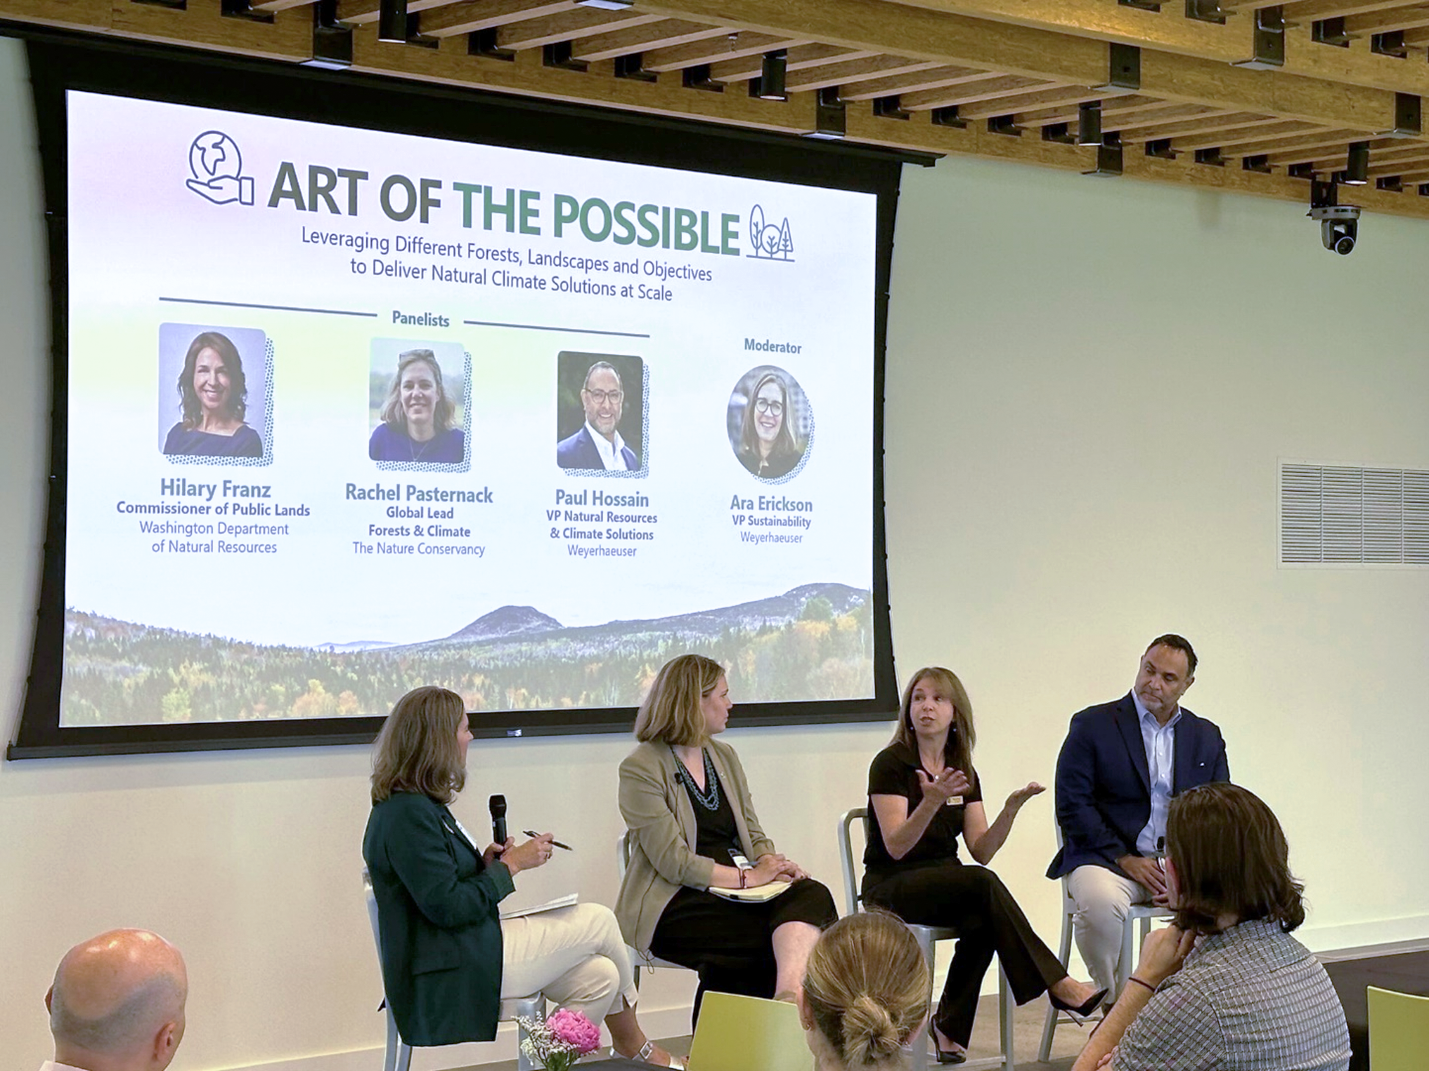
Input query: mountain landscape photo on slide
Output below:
<box><xmin>60</xmin><ymin>583</ymin><xmax>876</xmax><ymax>725</ymax></box>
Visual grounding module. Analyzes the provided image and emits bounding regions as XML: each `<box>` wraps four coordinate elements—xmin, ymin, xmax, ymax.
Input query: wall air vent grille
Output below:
<box><xmin>1280</xmin><ymin>462</ymin><xmax>1429</xmax><ymax>566</ymax></box>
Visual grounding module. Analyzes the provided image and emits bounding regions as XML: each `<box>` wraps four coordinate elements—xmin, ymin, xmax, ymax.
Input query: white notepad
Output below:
<box><xmin>500</xmin><ymin>893</ymin><xmax>579</xmax><ymax>920</ymax></box>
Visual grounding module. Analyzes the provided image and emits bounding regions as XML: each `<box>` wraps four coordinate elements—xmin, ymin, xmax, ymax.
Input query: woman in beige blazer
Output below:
<box><xmin>615</xmin><ymin>654</ymin><xmax>838</xmax><ymax>1018</ymax></box>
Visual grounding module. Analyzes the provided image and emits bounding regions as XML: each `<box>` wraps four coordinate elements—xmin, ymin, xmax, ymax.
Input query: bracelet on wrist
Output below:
<box><xmin>1128</xmin><ymin>976</ymin><xmax>1156</xmax><ymax>994</ymax></box>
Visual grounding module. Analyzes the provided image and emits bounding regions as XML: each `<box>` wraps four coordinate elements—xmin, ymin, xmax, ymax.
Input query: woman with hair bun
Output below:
<box><xmin>799</xmin><ymin>911</ymin><xmax>931</xmax><ymax>1071</ymax></box>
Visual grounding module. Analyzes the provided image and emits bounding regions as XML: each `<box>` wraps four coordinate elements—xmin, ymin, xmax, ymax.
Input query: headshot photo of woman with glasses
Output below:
<box><xmin>728</xmin><ymin>367</ymin><xmax>810</xmax><ymax>480</ymax></box>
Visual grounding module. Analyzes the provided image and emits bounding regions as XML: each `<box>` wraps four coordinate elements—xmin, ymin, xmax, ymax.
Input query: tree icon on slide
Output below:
<box><xmin>187</xmin><ymin>131</ymin><xmax>255</xmax><ymax>206</ymax></box>
<box><xmin>747</xmin><ymin>204</ymin><xmax>794</xmax><ymax>260</ymax></box>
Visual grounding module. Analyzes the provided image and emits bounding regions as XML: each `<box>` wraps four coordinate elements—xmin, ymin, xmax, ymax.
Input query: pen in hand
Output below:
<box><xmin>523</xmin><ymin>830</ymin><xmax>573</xmax><ymax>851</ymax></box>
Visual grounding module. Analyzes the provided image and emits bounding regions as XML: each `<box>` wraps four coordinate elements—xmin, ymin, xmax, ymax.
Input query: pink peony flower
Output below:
<box><xmin>546</xmin><ymin>1009</ymin><xmax>601</xmax><ymax>1055</ymax></box>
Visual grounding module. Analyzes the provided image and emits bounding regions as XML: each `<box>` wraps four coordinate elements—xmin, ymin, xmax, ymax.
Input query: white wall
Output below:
<box><xmin>4</xmin><ymin>34</ymin><xmax>1427</xmax><ymax>1071</ymax></box>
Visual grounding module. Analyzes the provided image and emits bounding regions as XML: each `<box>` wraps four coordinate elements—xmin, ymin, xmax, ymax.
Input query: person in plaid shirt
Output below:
<box><xmin>1072</xmin><ymin>783</ymin><xmax>1351</xmax><ymax>1071</ymax></box>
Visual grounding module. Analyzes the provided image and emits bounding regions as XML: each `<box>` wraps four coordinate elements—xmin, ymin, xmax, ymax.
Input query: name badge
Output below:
<box><xmin>945</xmin><ymin>796</ymin><xmax>963</xmax><ymax>807</ymax></box>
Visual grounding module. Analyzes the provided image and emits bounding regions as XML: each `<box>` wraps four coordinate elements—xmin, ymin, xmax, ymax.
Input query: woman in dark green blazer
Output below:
<box><xmin>363</xmin><ymin>686</ymin><xmax>681</xmax><ymax>1066</ymax></box>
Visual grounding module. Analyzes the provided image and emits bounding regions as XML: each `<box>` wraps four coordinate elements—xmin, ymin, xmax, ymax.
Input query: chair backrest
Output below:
<box><xmin>837</xmin><ymin>808</ymin><xmax>869</xmax><ymax>917</ymax></box>
<box><xmin>688</xmin><ymin>992</ymin><xmax>813</xmax><ymax>1071</ymax></box>
<box><xmin>1368</xmin><ymin>985</ymin><xmax>1429</xmax><ymax>1071</ymax></box>
<box><xmin>362</xmin><ymin>867</ymin><xmax>387</xmax><ymax>969</ymax></box>
<box><xmin>1052</xmin><ymin>822</ymin><xmax>1077</xmax><ymax>909</ymax></box>
<box><xmin>616</xmin><ymin>831</ymin><xmax>631</xmax><ymax>879</ymax></box>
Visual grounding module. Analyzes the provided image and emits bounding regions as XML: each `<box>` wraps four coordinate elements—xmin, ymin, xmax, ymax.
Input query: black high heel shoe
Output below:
<box><xmin>1048</xmin><ymin>985</ymin><xmax>1109</xmax><ymax>1024</ymax></box>
<box><xmin>931</xmin><ymin>1029</ymin><xmax>968</xmax><ymax>1065</ymax></box>
<box><xmin>933</xmin><ymin>1041</ymin><xmax>967</xmax><ymax>1065</ymax></box>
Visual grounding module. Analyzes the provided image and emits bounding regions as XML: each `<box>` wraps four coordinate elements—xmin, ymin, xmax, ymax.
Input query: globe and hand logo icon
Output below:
<box><xmin>186</xmin><ymin>131</ymin><xmax>255</xmax><ymax>206</ymax></box>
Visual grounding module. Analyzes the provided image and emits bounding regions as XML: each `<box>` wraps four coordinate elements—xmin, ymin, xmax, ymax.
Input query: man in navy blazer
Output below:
<box><xmin>1047</xmin><ymin>634</ymin><xmax>1230</xmax><ymax>999</ymax></box>
<box><xmin>556</xmin><ymin>361</ymin><xmax>639</xmax><ymax>471</ymax></box>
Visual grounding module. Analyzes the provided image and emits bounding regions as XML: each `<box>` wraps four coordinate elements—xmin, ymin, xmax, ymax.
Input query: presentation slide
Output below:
<box><xmin>59</xmin><ymin>90</ymin><xmax>879</xmax><ymax>728</ymax></box>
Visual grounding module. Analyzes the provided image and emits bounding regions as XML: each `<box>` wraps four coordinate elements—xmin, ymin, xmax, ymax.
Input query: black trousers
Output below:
<box><xmin>865</xmin><ymin>862</ymin><xmax>1066</xmax><ymax>1046</ymax></box>
<box><xmin>650</xmin><ymin>878</ymin><xmax>838</xmax><ymax>1024</ymax></box>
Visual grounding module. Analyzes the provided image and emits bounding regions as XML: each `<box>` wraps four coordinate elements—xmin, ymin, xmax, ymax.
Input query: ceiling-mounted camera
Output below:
<box><xmin>1307</xmin><ymin>179</ymin><xmax>1360</xmax><ymax>255</ymax></box>
<box><xmin>1309</xmin><ymin>204</ymin><xmax>1359</xmax><ymax>255</ymax></box>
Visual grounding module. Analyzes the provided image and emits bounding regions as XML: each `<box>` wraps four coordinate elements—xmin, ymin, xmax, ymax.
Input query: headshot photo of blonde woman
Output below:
<box><xmin>368</xmin><ymin>340</ymin><xmax>469</xmax><ymax>469</ymax></box>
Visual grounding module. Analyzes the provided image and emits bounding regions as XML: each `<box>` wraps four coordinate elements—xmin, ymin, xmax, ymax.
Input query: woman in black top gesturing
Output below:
<box><xmin>863</xmin><ymin>667</ymin><xmax>1104</xmax><ymax>1064</ymax></box>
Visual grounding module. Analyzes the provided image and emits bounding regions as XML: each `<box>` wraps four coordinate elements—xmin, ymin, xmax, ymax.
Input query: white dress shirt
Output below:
<box><xmin>585</xmin><ymin>422</ymin><xmax>632</xmax><ymax>470</ymax></box>
<box><xmin>41</xmin><ymin>1060</ymin><xmax>92</xmax><ymax>1071</ymax></box>
<box><xmin>1131</xmin><ymin>690</ymin><xmax>1180</xmax><ymax>856</ymax></box>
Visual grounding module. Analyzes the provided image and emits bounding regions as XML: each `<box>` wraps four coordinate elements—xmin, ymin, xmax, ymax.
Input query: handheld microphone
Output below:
<box><xmin>489</xmin><ymin>795</ymin><xmax>508</xmax><ymax>847</ymax></box>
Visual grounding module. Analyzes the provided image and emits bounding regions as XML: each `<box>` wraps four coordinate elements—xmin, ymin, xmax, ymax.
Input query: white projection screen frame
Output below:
<box><xmin>11</xmin><ymin>39</ymin><xmax>906</xmax><ymax>758</ymax></box>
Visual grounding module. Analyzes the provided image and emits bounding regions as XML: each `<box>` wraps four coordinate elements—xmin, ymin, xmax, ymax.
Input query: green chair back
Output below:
<box><xmin>687</xmin><ymin>991</ymin><xmax>814</xmax><ymax>1071</ymax></box>
<box><xmin>1368</xmin><ymin>985</ymin><xmax>1429</xmax><ymax>1071</ymax></box>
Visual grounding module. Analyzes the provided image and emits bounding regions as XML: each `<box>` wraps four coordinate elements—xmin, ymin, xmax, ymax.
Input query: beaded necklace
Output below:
<box><xmin>673</xmin><ymin>747</ymin><xmax>720</xmax><ymax>812</ymax></box>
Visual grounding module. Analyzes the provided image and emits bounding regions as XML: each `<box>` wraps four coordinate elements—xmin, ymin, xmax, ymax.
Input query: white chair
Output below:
<box><xmin>837</xmin><ymin>808</ymin><xmax>1015</xmax><ymax>1071</ymax></box>
<box><xmin>615</xmin><ymin>832</ymin><xmax>694</xmax><ymax>987</ymax></box>
<box><xmin>1036</xmin><ymin>829</ymin><xmax>1172</xmax><ymax>1062</ymax></box>
<box><xmin>362</xmin><ymin>868</ymin><xmax>545</xmax><ymax>1071</ymax></box>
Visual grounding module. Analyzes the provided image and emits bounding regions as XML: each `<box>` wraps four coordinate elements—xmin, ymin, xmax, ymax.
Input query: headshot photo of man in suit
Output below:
<box><xmin>555</xmin><ymin>355</ymin><xmax>644</xmax><ymax>473</ymax></box>
<box><xmin>1046</xmin><ymin>634</ymin><xmax>1230</xmax><ymax>1002</ymax></box>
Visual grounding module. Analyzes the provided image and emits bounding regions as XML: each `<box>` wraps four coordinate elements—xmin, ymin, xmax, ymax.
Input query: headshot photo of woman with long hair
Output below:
<box><xmin>730</xmin><ymin>368</ymin><xmax>809</xmax><ymax>480</ymax></box>
<box><xmin>162</xmin><ymin>330</ymin><xmax>263</xmax><ymax>458</ymax></box>
<box><xmin>368</xmin><ymin>347</ymin><xmax>466</xmax><ymax>464</ymax></box>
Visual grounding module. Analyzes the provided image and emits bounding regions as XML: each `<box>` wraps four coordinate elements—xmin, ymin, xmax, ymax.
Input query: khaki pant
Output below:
<box><xmin>1066</xmin><ymin>865</ymin><xmax>1154</xmax><ymax>998</ymax></box>
<box><xmin>500</xmin><ymin>903</ymin><xmax>638</xmax><ymax>1023</ymax></box>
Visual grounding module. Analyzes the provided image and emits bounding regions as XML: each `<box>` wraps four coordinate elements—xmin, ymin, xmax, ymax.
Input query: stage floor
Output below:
<box><xmin>1325</xmin><ymin>948</ymin><xmax>1429</xmax><ymax>1071</ymax></box>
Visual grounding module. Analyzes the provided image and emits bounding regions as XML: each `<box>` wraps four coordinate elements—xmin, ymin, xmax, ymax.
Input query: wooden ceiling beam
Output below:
<box><xmin>637</xmin><ymin>0</ymin><xmax>1405</xmax><ymax>132</ymax></box>
<box><xmin>349</xmin><ymin>28</ymin><xmax>816</xmax><ymax>131</ymax></box>
<box><xmin>838</xmin><ymin>104</ymin><xmax>1429</xmax><ymax>220</ymax></box>
<box><xmin>1343</xmin><ymin>6</ymin><xmax>1429</xmax><ymax>33</ymax></box>
<box><xmin>1020</xmin><ymin>101</ymin><xmax>1226</xmax><ymax>129</ymax></box>
<box><xmin>1281</xmin><ymin>0</ymin><xmax>1422</xmax><ymax>19</ymax></box>
<box><xmin>837</xmin><ymin>66</ymin><xmax>1004</xmax><ymax>100</ymax></box>
<box><xmin>898</xmin><ymin>76</ymin><xmax>1066</xmax><ymax>111</ymax></box>
<box><xmin>1170</xmin><ymin>121</ymin><xmax>1331</xmax><ymax>151</ymax></box>
<box><xmin>107</xmin><ymin>0</ymin><xmax>313</xmax><ymax>59</ymax></box>
<box><xmin>1362</xmin><ymin>156</ymin><xmax>1429</xmax><ymax>174</ymax></box>
<box><xmin>338</xmin><ymin>0</ymin><xmax>572</xmax><ymax>30</ymax></box>
<box><xmin>708</xmin><ymin>44</ymin><xmax>881</xmax><ymax>84</ymax></box>
<box><xmin>777</xmin><ymin>58</ymin><xmax>955</xmax><ymax>93</ymax></box>
<box><xmin>1017</xmin><ymin>95</ymin><xmax>1164</xmax><ymax>124</ymax></box>
<box><xmin>876</xmin><ymin>0</ymin><xmax>1429</xmax><ymax>100</ymax></box>
<box><xmin>493</xmin><ymin>9</ymin><xmax>663</xmax><ymax>50</ymax></box>
<box><xmin>15</xmin><ymin>0</ymin><xmax>1429</xmax><ymax>224</ymax></box>
<box><xmin>958</xmin><ymin>85</ymin><xmax>1117</xmax><ymax>121</ymax></box>
<box><xmin>251</xmin><ymin>0</ymin><xmax>316</xmax><ymax>13</ymax></box>
<box><xmin>570</xmin><ymin>22</ymin><xmax>729</xmax><ymax>63</ymax></box>
<box><xmin>640</xmin><ymin>33</ymin><xmax>806</xmax><ymax>72</ymax></box>
<box><xmin>1117</xmin><ymin>113</ymin><xmax>1285</xmax><ymax>142</ymax></box>
<box><xmin>1261</xmin><ymin>133</ymin><xmax>1407</xmax><ymax>161</ymax></box>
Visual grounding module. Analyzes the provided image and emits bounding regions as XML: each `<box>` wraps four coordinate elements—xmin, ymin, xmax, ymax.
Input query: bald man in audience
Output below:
<box><xmin>43</xmin><ymin>929</ymin><xmax>188</xmax><ymax>1071</ymax></box>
